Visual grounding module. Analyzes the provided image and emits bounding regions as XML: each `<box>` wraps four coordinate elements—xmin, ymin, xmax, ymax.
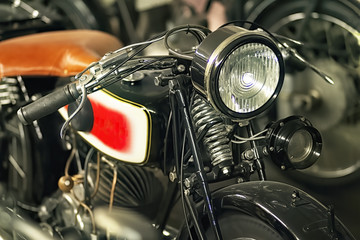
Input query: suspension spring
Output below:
<box><xmin>190</xmin><ymin>94</ymin><xmax>233</xmax><ymax>169</ymax></box>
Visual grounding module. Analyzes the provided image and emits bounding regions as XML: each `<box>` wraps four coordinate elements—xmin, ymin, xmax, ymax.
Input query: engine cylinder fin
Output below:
<box><xmin>92</xmin><ymin>163</ymin><xmax>163</xmax><ymax>219</ymax></box>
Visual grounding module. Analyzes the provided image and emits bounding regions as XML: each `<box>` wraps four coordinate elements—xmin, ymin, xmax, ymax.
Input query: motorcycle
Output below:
<box><xmin>0</xmin><ymin>22</ymin><xmax>356</xmax><ymax>239</ymax></box>
<box><xmin>178</xmin><ymin>0</ymin><xmax>360</xmax><ymax>186</ymax></box>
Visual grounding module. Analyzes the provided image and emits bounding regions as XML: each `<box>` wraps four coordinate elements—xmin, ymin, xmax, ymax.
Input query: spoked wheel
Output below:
<box><xmin>250</xmin><ymin>0</ymin><xmax>360</xmax><ymax>186</ymax></box>
<box><xmin>44</xmin><ymin>0</ymin><xmax>112</xmax><ymax>32</ymax></box>
<box><xmin>206</xmin><ymin>211</ymin><xmax>284</xmax><ymax>240</ymax></box>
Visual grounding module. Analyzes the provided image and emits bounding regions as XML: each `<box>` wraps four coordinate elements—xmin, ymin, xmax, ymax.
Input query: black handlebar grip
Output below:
<box><xmin>17</xmin><ymin>83</ymin><xmax>80</xmax><ymax>125</ymax></box>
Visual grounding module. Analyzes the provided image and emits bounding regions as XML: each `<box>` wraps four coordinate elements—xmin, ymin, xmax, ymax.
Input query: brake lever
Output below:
<box><xmin>275</xmin><ymin>34</ymin><xmax>335</xmax><ymax>85</ymax></box>
<box><xmin>282</xmin><ymin>43</ymin><xmax>335</xmax><ymax>85</ymax></box>
<box><xmin>58</xmin><ymin>59</ymin><xmax>146</xmax><ymax>138</ymax></box>
<box><xmin>59</xmin><ymin>70</ymin><xmax>99</xmax><ymax>138</ymax></box>
<box><xmin>60</xmin><ymin>84</ymin><xmax>87</xmax><ymax>139</ymax></box>
<box><xmin>60</xmin><ymin>56</ymin><xmax>179</xmax><ymax>138</ymax></box>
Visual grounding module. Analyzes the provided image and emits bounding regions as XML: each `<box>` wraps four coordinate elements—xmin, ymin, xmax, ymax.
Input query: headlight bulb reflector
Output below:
<box><xmin>218</xmin><ymin>43</ymin><xmax>280</xmax><ymax>114</ymax></box>
<box><xmin>190</xmin><ymin>26</ymin><xmax>285</xmax><ymax>119</ymax></box>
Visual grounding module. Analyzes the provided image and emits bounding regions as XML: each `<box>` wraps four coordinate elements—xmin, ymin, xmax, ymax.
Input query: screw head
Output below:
<box><xmin>169</xmin><ymin>171</ymin><xmax>177</xmax><ymax>182</ymax></box>
<box><xmin>177</xmin><ymin>64</ymin><xmax>186</xmax><ymax>72</ymax></box>
<box><xmin>58</xmin><ymin>176</ymin><xmax>74</xmax><ymax>192</ymax></box>
<box><xmin>184</xmin><ymin>178</ymin><xmax>191</xmax><ymax>188</ymax></box>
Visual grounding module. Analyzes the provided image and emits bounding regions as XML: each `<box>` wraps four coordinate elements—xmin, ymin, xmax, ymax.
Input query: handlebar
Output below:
<box><xmin>17</xmin><ymin>82</ymin><xmax>80</xmax><ymax>125</ymax></box>
<box><xmin>15</xmin><ymin>53</ymin><xmax>182</xmax><ymax>126</ymax></box>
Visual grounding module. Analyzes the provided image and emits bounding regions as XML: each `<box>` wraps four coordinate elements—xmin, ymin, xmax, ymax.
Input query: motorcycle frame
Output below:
<box><xmin>168</xmin><ymin>74</ymin><xmax>222</xmax><ymax>239</ymax></box>
<box><xmin>166</xmin><ymin>75</ymin><xmax>355</xmax><ymax>240</ymax></box>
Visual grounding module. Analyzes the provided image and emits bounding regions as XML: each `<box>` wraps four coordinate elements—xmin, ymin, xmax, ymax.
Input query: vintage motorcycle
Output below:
<box><xmin>180</xmin><ymin>0</ymin><xmax>360</xmax><ymax>186</ymax></box>
<box><xmin>0</xmin><ymin>22</ymin><xmax>356</xmax><ymax>239</ymax></box>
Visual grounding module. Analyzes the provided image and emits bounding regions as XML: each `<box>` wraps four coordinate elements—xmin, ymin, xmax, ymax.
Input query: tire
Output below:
<box><xmin>3</xmin><ymin>114</ymin><xmax>34</xmax><ymax>203</ymax></box>
<box><xmin>2</xmin><ymin>110</ymin><xmax>68</xmax><ymax>204</ymax></box>
<box><xmin>45</xmin><ymin>0</ymin><xmax>112</xmax><ymax>32</ymax></box>
<box><xmin>248</xmin><ymin>0</ymin><xmax>360</xmax><ymax>186</ymax></box>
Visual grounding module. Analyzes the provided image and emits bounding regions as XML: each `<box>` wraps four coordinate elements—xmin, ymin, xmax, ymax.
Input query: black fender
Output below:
<box><xmin>211</xmin><ymin>181</ymin><xmax>355</xmax><ymax>239</ymax></box>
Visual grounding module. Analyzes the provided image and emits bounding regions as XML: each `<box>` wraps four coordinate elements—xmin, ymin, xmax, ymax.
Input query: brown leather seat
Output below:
<box><xmin>0</xmin><ymin>30</ymin><xmax>123</xmax><ymax>78</ymax></box>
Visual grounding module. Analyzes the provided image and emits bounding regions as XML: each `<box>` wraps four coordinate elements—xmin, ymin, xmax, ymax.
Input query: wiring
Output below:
<box><xmin>72</xmin><ymin>190</ymin><xmax>97</xmax><ymax>234</ymax></box>
<box><xmin>83</xmin><ymin>148</ymin><xmax>96</xmax><ymax>205</ymax></box>
<box><xmin>60</xmin><ymin>25</ymin><xmax>212</xmax><ymax>139</ymax></box>
<box><xmin>75</xmin><ymin>24</ymin><xmax>211</xmax><ymax>91</ymax></box>
<box><xmin>164</xmin><ymin>24</ymin><xmax>211</xmax><ymax>60</ymax></box>
<box><xmin>163</xmin><ymin>111</ymin><xmax>172</xmax><ymax>173</ymax></box>
<box><xmin>101</xmin><ymin>157</ymin><xmax>118</xmax><ymax>212</ymax></box>
<box><xmin>75</xmin><ymin>29</ymin><xmax>168</xmax><ymax>83</ymax></box>
<box><xmin>109</xmin><ymin>165</ymin><xmax>117</xmax><ymax>213</ymax></box>
<box><xmin>96</xmin><ymin>56</ymin><xmax>175</xmax><ymax>91</ymax></box>
<box><xmin>93</xmin><ymin>25</ymin><xmax>211</xmax><ymax>90</ymax></box>
<box><xmin>64</xmin><ymin>133</ymin><xmax>77</xmax><ymax>176</ymax></box>
<box><xmin>91</xmin><ymin>152</ymin><xmax>101</xmax><ymax>198</ymax></box>
<box><xmin>60</xmin><ymin>84</ymin><xmax>87</xmax><ymax>139</ymax></box>
<box><xmin>113</xmin><ymin>35</ymin><xmax>166</xmax><ymax>54</ymax></box>
<box><xmin>180</xmin><ymin>131</ymin><xmax>195</xmax><ymax>240</ymax></box>
<box><xmin>231</xmin><ymin>129</ymin><xmax>268</xmax><ymax>144</ymax></box>
<box><xmin>73</xmin><ymin>33</ymin><xmax>166</xmax><ymax>81</ymax></box>
<box><xmin>62</xmin><ymin>135</ymin><xmax>100</xmax><ymax>234</ymax></box>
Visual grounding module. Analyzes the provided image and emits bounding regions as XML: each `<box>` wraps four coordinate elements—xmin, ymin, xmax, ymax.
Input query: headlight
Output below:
<box><xmin>191</xmin><ymin>26</ymin><xmax>284</xmax><ymax>119</ymax></box>
<box><xmin>266</xmin><ymin>116</ymin><xmax>322</xmax><ymax>170</ymax></box>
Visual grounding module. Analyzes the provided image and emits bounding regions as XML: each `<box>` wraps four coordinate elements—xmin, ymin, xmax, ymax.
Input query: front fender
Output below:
<box><xmin>211</xmin><ymin>181</ymin><xmax>355</xmax><ymax>240</ymax></box>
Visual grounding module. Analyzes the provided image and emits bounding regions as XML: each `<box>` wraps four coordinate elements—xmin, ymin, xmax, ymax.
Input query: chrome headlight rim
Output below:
<box><xmin>202</xmin><ymin>30</ymin><xmax>285</xmax><ymax>119</ymax></box>
<box><xmin>190</xmin><ymin>26</ymin><xmax>285</xmax><ymax>121</ymax></box>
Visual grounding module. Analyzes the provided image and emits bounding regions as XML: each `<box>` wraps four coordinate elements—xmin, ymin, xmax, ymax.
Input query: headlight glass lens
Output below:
<box><xmin>287</xmin><ymin>129</ymin><xmax>314</xmax><ymax>163</ymax></box>
<box><xmin>218</xmin><ymin>43</ymin><xmax>280</xmax><ymax>113</ymax></box>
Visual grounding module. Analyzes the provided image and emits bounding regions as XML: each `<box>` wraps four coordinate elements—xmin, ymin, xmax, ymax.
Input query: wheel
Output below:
<box><xmin>44</xmin><ymin>0</ymin><xmax>112</xmax><ymax>32</ymax></box>
<box><xmin>1</xmin><ymin>110</ymin><xmax>68</xmax><ymax>204</ymax></box>
<box><xmin>249</xmin><ymin>0</ymin><xmax>360</xmax><ymax>186</ymax></box>
<box><xmin>2</xmin><ymin>111</ymin><xmax>34</xmax><ymax>203</ymax></box>
<box><xmin>0</xmin><ymin>77</ymin><xmax>70</xmax><ymax>204</ymax></box>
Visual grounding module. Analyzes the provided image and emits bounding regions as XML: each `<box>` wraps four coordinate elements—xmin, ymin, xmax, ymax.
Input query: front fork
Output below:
<box><xmin>168</xmin><ymin>75</ymin><xmax>222</xmax><ymax>240</ymax></box>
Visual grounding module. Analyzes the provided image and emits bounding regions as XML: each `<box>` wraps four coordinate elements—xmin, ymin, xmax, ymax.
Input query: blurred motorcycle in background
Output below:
<box><xmin>229</xmin><ymin>0</ymin><xmax>360</xmax><ymax>186</ymax></box>
<box><xmin>0</xmin><ymin>0</ymin><xmax>112</xmax><ymax>39</ymax></box>
<box><xmin>0</xmin><ymin>0</ymin><xmax>359</xmax><ymax>239</ymax></box>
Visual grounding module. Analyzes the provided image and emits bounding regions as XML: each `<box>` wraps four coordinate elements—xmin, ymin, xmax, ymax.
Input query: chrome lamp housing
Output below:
<box><xmin>191</xmin><ymin>26</ymin><xmax>285</xmax><ymax>119</ymax></box>
<box><xmin>266</xmin><ymin>116</ymin><xmax>322</xmax><ymax>170</ymax></box>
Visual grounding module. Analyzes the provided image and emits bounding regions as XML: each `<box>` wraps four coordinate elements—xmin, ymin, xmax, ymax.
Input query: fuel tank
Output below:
<box><xmin>60</xmin><ymin>71</ymin><xmax>170</xmax><ymax>165</ymax></box>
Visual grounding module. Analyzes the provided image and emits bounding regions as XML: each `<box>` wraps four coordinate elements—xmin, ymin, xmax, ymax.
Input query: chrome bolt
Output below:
<box><xmin>169</xmin><ymin>171</ymin><xmax>177</xmax><ymax>182</ymax></box>
<box><xmin>177</xmin><ymin>64</ymin><xmax>186</xmax><ymax>72</ymax></box>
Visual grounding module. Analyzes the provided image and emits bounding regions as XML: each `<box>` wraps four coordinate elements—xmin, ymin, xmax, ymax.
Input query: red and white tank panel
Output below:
<box><xmin>59</xmin><ymin>72</ymin><xmax>169</xmax><ymax>165</ymax></box>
